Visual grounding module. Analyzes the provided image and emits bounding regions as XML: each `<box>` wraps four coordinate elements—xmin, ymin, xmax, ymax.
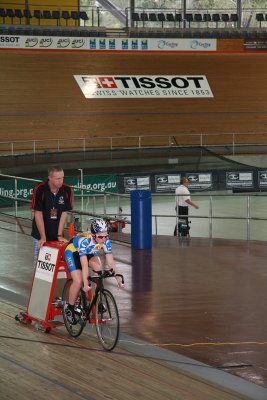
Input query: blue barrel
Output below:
<box><xmin>130</xmin><ymin>190</ymin><xmax>152</xmax><ymax>249</ymax></box>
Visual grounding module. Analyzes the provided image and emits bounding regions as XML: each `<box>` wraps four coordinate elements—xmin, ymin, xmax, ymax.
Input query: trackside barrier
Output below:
<box><xmin>15</xmin><ymin>241</ymin><xmax>70</xmax><ymax>332</ymax></box>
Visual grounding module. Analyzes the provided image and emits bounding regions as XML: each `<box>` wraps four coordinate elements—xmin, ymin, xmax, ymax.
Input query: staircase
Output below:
<box><xmin>105</xmin><ymin>28</ymin><xmax>128</xmax><ymax>37</ymax></box>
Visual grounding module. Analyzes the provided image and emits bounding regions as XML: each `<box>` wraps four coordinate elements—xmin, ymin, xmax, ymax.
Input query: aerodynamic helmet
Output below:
<box><xmin>90</xmin><ymin>218</ymin><xmax>108</xmax><ymax>234</ymax></box>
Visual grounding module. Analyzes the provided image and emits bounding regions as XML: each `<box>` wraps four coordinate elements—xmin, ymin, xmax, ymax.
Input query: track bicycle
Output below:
<box><xmin>62</xmin><ymin>269</ymin><xmax>124</xmax><ymax>351</ymax></box>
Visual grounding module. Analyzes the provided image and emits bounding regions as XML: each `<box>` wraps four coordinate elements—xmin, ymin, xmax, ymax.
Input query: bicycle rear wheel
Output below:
<box><xmin>95</xmin><ymin>289</ymin><xmax>119</xmax><ymax>351</ymax></box>
<box><xmin>62</xmin><ymin>279</ymin><xmax>87</xmax><ymax>338</ymax></box>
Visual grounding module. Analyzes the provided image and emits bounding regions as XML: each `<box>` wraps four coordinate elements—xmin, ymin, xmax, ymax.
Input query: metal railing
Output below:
<box><xmin>1</xmin><ymin>132</ymin><xmax>267</xmax><ymax>157</ymax></box>
<box><xmin>0</xmin><ymin>3</ymin><xmax>267</xmax><ymax>29</ymax></box>
<box><xmin>0</xmin><ymin>174</ymin><xmax>267</xmax><ymax>242</ymax></box>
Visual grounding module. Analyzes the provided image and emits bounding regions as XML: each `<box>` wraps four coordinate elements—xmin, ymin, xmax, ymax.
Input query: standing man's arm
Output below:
<box><xmin>57</xmin><ymin>211</ymin><xmax>68</xmax><ymax>242</ymax></box>
<box><xmin>185</xmin><ymin>199</ymin><xmax>199</xmax><ymax>209</ymax></box>
<box><xmin>34</xmin><ymin>210</ymin><xmax>46</xmax><ymax>248</ymax></box>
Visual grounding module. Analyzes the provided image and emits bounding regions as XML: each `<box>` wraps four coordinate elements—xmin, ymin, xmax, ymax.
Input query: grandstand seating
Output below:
<box><xmin>1</xmin><ymin>6</ymin><xmax>267</xmax><ymax>38</ymax></box>
<box><xmin>0</xmin><ymin>7</ymin><xmax>89</xmax><ymax>27</ymax></box>
<box><xmin>129</xmin><ymin>11</ymin><xmax>243</xmax><ymax>29</ymax></box>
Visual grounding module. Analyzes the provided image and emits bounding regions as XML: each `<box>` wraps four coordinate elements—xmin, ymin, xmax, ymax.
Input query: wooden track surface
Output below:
<box><xmin>1</xmin><ymin>222</ymin><xmax>267</xmax><ymax>399</ymax></box>
<box><xmin>0</xmin><ymin>300</ymin><xmax>255</xmax><ymax>400</ymax></box>
<box><xmin>0</xmin><ymin>50</ymin><xmax>267</xmax><ymax>147</ymax></box>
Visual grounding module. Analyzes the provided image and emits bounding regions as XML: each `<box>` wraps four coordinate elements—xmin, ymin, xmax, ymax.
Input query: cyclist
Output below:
<box><xmin>64</xmin><ymin>218</ymin><xmax>124</xmax><ymax>324</ymax></box>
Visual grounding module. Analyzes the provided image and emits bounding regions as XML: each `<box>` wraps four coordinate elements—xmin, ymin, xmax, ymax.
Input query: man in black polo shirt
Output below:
<box><xmin>31</xmin><ymin>165</ymin><xmax>73</xmax><ymax>265</ymax></box>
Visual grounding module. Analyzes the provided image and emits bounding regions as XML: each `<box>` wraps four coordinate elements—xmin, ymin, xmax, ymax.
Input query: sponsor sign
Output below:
<box><xmin>0</xmin><ymin>35</ymin><xmax>216</xmax><ymax>52</ymax></box>
<box><xmin>155</xmin><ymin>174</ymin><xmax>180</xmax><ymax>192</ymax></box>
<box><xmin>65</xmin><ymin>174</ymin><xmax>118</xmax><ymax>193</ymax></box>
<box><xmin>186</xmin><ymin>173</ymin><xmax>212</xmax><ymax>190</ymax></box>
<box><xmin>35</xmin><ymin>246</ymin><xmax>58</xmax><ymax>282</ymax></box>
<box><xmin>226</xmin><ymin>172</ymin><xmax>254</xmax><ymax>189</ymax></box>
<box><xmin>0</xmin><ymin>179</ymin><xmax>35</xmax><ymax>205</ymax></box>
<box><xmin>244</xmin><ymin>39</ymin><xmax>267</xmax><ymax>50</ymax></box>
<box><xmin>0</xmin><ymin>175</ymin><xmax>118</xmax><ymax>207</ymax></box>
<box><xmin>124</xmin><ymin>176</ymin><xmax>150</xmax><ymax>193</ymax></box>
<box><xmin>155</xmin><ymin>38</ymin><xmax>216</xmax><ymax>51</ymax></box>
<box><xmin>74</xmin><ymin>75</ymin><xmax>214</xmax><ymax>98</ymax></box>
<box><xmin>259</xmin><ymin>171</ymin><xmax>267</xmax><ymax>188</ymax></box>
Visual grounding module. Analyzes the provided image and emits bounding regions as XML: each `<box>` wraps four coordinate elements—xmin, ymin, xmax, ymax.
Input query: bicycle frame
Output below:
<box><xmin>62</xmin><ymin>268</ymin><xmax>122</xmax><ymax>350</ymax></box>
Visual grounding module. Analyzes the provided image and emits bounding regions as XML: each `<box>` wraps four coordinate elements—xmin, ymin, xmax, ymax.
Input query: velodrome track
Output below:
<box><xmin>0</xmin><ymin>220</ymin><xmax>267</xmax><ymax>399</ymax></box>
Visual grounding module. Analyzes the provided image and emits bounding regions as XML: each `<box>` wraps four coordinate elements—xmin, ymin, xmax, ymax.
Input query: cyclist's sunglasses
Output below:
<box><xmin>96</xmin><ymin>234</ymin><xmax>109</xmax><ymax>239</ymax></box>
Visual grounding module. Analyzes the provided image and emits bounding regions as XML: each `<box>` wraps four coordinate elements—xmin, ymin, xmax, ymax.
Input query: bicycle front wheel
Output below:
<box><xmin>95</xmin><ymin>289</ymin><xmax>119</xmax><ymax>351</ymax></box>
<box><xmin>62</xmin><ymin>279</ymin><xmax>87</xmax><ymax>338</ymax></box>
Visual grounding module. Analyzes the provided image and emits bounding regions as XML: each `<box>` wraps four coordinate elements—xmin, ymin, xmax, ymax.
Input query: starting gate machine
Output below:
<box><xmin>16</xmin><ymin>241</ymin><xmax>70</xmax><ymax>332</ymax></box>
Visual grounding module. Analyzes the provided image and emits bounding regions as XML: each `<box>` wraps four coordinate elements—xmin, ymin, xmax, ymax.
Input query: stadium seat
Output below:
<box><xmin>157</xmin><ymin>13</ymin><xmax>165</xmax><ymax>27</ymax></box>
<box><xmin>6</xmin><ymin>9</ymin><xmax>15</xmax><ymax>23</ymax></box>
<box><xmin>52</xmin><ymin>10</ymin><xmax>60</xmax><ymax>25</ymax></box>
<box><xmin>34</xmin><ymin>10</ymin><xmax>43</xmax><ymax>25</ymax></box>
<box><xmin>24</xmin><ymin>9</ymin><xmax>32</xmax><ymax>23</ymax></box>
<box><xmin>43</xmin><ymin>10</ymin><xmax>52</xmax><ymax>20</ymax></box>
<box><xmin>221</xmin><ymin>13</ymin><xmax>230</xmax><ymax>26</ymax></box>
<box><xmin>0</xmin><ymin>8</ymin><xmax>7</xmax><ymax>23</ymax></box>
<box><xmin>140</xmin><ymin>12</ymin><xmax>148</xmax><ymax>26</ymax></box>
<box><xmin>194</xmin><ymin>14</ymin><xmax>203</xmax><ymax>23</ymax></box>
<box><xmin>212</xmin><ymin>13</ymin><xmax>220</xmax><ymax>28</ymax></box>
<box><xmin>203</xmin><ymin>13</ymin><xmax>211</xmax><ymax>24</ymax></box>
<box><xmin>61</xmin><ymin>10</ymin><xmax>71</xmax><ymax>26</ymax></box>
<box><xmin>230</xmin><ymin>13</ymin><xmax>238</xmax><ymax>27</ymax></box>
<box><xmin>132</xmin><ymin>12</ymin><xmax>140</xmax><ymax>27</ymax></box>
<box><xmin>149</xmin><ymin>13</ymin><xmax>157</xmax><ymax>22</ymax></box>
<box><xmin>175</xmin><ymin>13</ymin><xmax>182</xmax><ymax>27</ymax></box>
<box><xmin>79</xmin><ymin>11</ymin><xmax>89</xmax><ymax>22</ymax></box>
<box><xmin>71</xmin><ymin>11</ymin><xmax>80</xmax><ymax>25</ymax></box>
<box><xmin>185</xmin><ymin>13</ymin><xmax>193</xmax><ymax>27</ymax></box>
<box><xmin>256</xmin><ymin>13</ymin><xmax>264</xmax><ymax>28</ymax></box>
<box><xmin>14</xmin><ymin>9</ymin><xmax>24</xmax><ymax>24</ymax></box>
<box><xmin>166</xmin><ymin>13</ymin><xmax>174</xmax><ymax>22</ymax></box>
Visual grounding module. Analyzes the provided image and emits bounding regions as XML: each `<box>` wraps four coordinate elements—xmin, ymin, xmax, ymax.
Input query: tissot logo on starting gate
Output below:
<box><xmin>74</xmin><ymin>75</ymin><xmax>214</xmax><ymax>98</ymax></box>
<box><xmin>35</xmin><ymin>246</ymin><xmax>58</xmax><ymax>282</ymax></box>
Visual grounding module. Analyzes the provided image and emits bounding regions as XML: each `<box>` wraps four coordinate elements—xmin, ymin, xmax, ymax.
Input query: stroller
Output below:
<box><xmin>174</xmin><ymin>218</ymin><xmax>190</xmax><ymax>237</ymax></box>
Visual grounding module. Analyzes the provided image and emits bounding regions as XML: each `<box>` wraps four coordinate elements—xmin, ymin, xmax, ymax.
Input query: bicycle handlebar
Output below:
<box><xmin>89</xmin><ymin>269</ymin><xmax>124</xmax><ymax>284</ymax></box>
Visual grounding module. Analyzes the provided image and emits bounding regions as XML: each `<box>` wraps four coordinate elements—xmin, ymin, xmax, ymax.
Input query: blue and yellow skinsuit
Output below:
<box><xmin>64</xmin><ymin>233</ymin><xmax>112</xmax><ymax>272</ymax></box>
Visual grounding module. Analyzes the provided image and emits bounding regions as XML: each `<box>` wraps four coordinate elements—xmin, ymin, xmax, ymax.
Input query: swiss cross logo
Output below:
<box><xmin>99</xmin><ymin>77</ymin><xmax>117</xmax><ymax>88</ymax></box>
<box><xmin>45</xmin><ymin>253</ymin><xmax>51</xmax><ymax>261</ymax></box>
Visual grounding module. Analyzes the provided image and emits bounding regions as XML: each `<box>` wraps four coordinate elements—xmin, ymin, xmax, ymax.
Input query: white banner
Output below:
<box><xmin>35</xmin><ymin>246</ymin><xmax>58</xmax><ymax>282</ymax></box>
<box><xmin>186</xmin><ymin>172</ymin><xmax>213</xmax><ymax>190</ymax></box>
<box><xmin>74</xmin><ymin>75</ymin><xmax>214</xmax><ymax>98</ymax></box>
<box><xmin>0</xmin><ymin>35</ymin><xmax>216</xmax><ymax>52</ymax></box>
<box><xmin>155</xmin><ymin>174</ymin><xmax>181</xmax><ymax>192</ymax></box>
<box><xmin>124</xmin><ymin>176</ymin><xmax>150</xmax><ymax>192</ymax></box>
<box><xmin>226</xmin><ymin>172</ymin><xmax>254</xmax><ymax>189</ymax></box>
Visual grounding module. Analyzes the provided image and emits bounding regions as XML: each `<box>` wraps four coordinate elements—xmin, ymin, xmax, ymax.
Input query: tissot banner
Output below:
<box><xmin>74</xmin><ymin>75</ymin><xmax>214</xmax><ymax>98</ymax></box>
